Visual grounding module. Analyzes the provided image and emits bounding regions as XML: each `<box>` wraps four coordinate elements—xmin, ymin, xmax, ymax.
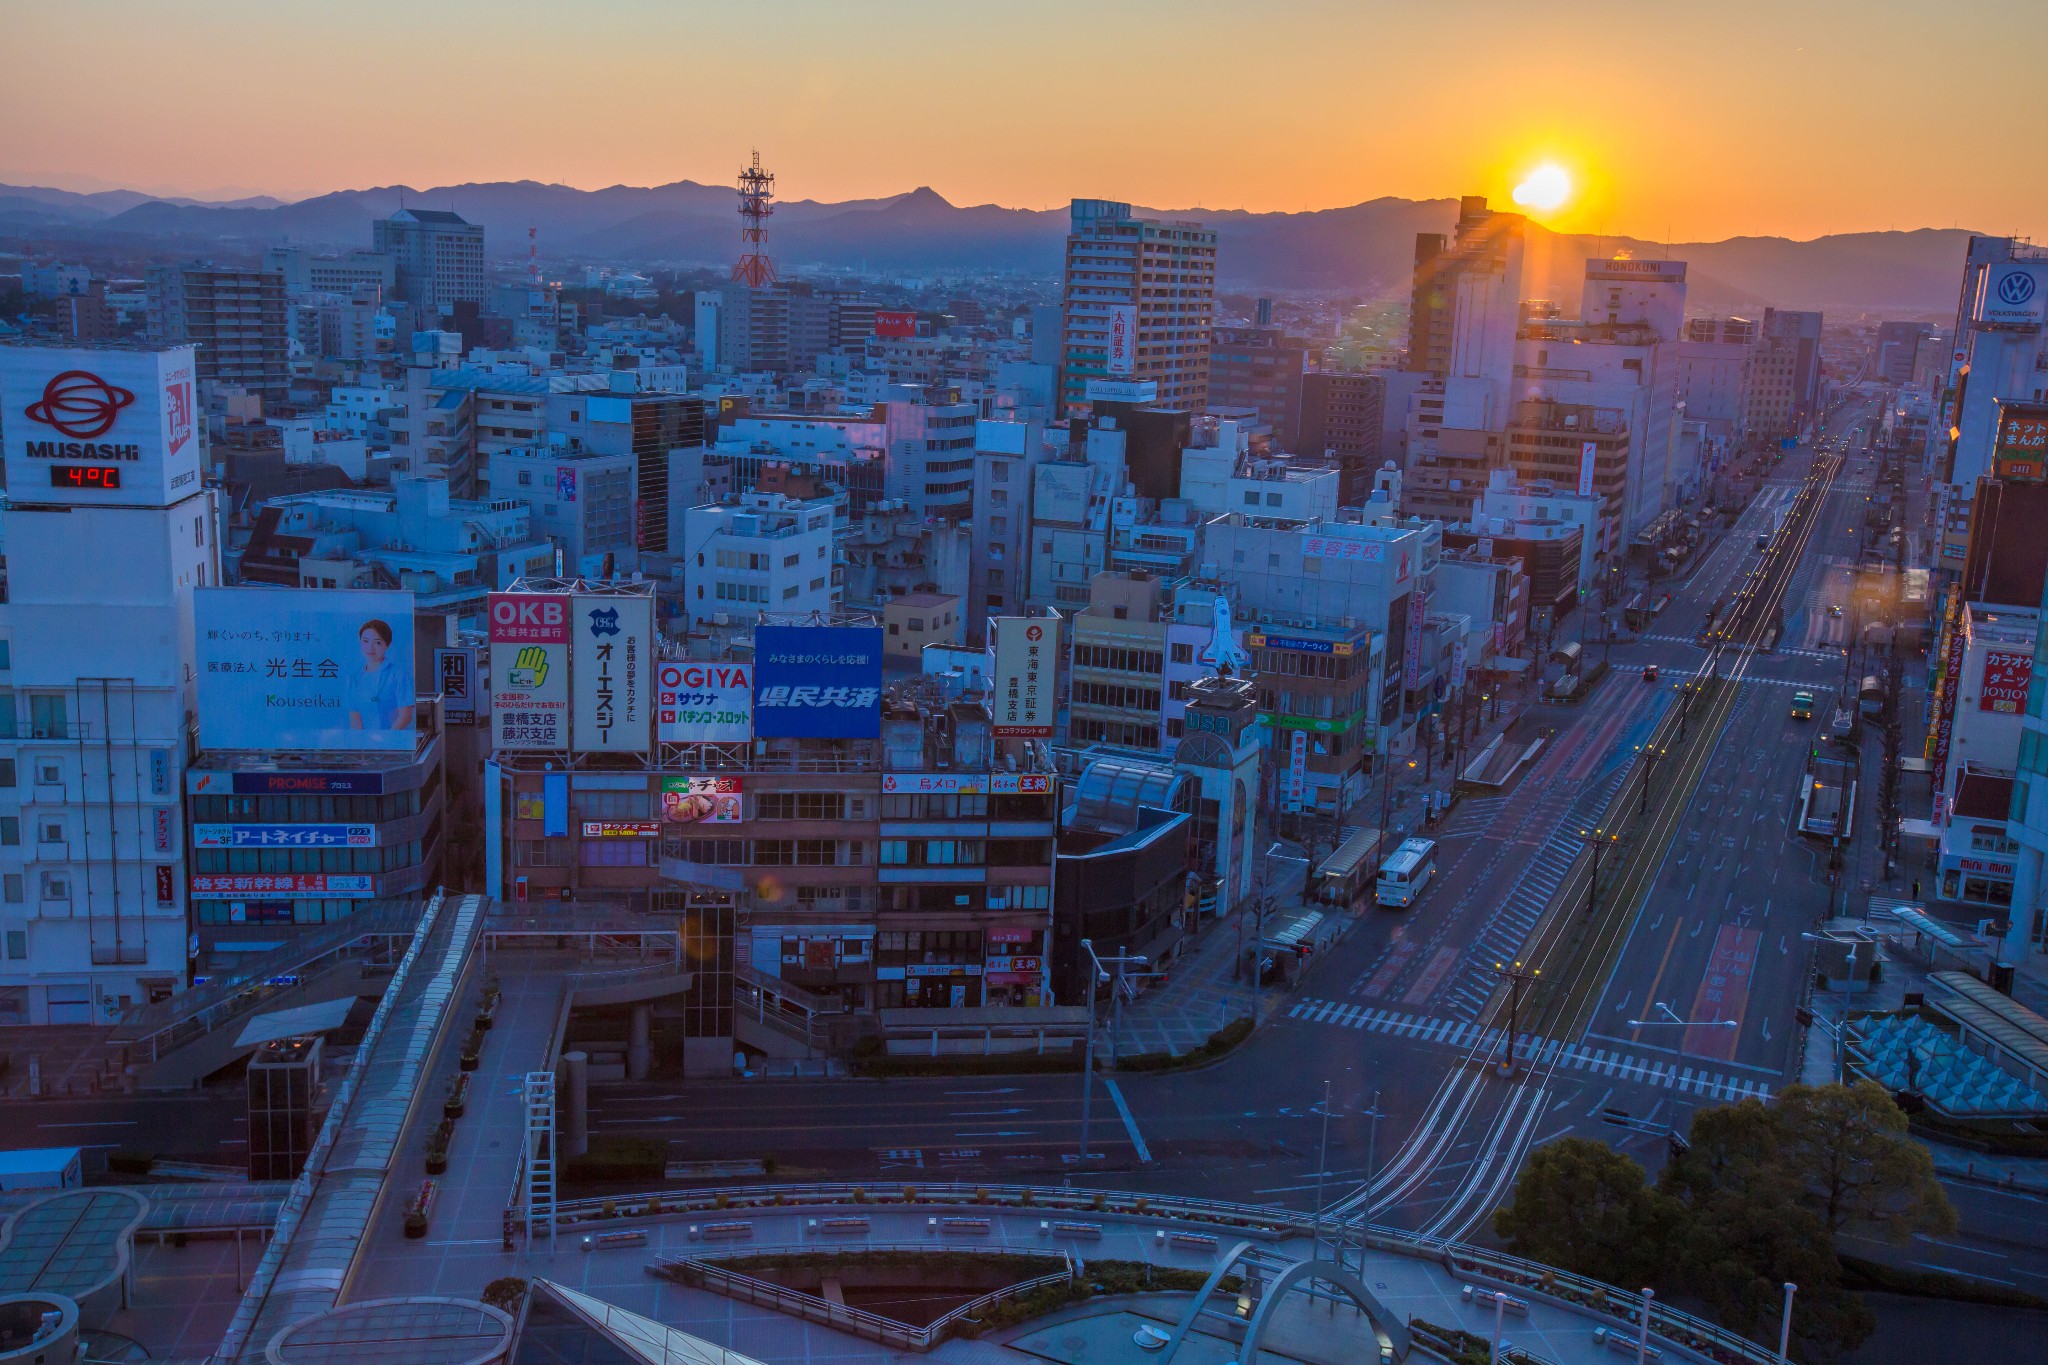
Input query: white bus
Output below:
<box><xmin>1376</xmin><ymin>838</ymin><xmax>1437</xmax><ymax>908</ymax></box>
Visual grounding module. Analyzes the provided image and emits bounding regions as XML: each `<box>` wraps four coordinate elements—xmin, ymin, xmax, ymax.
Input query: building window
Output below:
<box><xmin>0</xmin><ymin>759</ymin><xmax>12</xmax><ymax>787</ymax></box>
<box><xmin>27</xmin><ymin>695</ymin><xmax>65</xmax><ymax>739</ymax></box>
<box><xmin>39</xmin><ymin>873</ymin><xmax>69</xmax><ymax>904</ymax></box>
<box><xmin>580</xmin><ymin>839</ymin><xmax>650</xmax><ymax>867</ymax></box>
<box><xmin>3</xmin><ymin>929</ymin><xmax>21</xmax><ymax>959</ymax></box>
<box><xmin>3</xmin><ymin>878</ymin><xmax>20</xmax><ymax>906</ymax></box>
<box><xmin>0</xmin><ymin>818</ymin><xmax>15</xmax><ymax>847</ymax></box>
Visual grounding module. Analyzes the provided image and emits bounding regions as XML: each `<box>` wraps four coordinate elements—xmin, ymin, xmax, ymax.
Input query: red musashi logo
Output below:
<box><xmin>25</xmin><ymin>369</ymin><xmax>135</xmax><ymax>439</ymax></box>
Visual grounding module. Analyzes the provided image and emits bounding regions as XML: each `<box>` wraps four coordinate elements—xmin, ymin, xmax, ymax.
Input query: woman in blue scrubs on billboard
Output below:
<box><xmin>348</xmin><ymin>618</ymin><xmax>415</xmax><ymax>735</ymax></box>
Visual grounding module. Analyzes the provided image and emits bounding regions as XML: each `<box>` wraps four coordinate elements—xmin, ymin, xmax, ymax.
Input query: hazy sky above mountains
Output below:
<box><xmin>4</xmin><ymin>0</ymin><xmax>2042</xmax><ymax>242</ymax></box>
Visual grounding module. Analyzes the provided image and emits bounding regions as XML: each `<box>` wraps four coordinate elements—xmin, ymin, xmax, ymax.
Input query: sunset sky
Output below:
<box><xmin>4</xmin><ymin>0</ymin><xmax>2042</xmax><ymax>243</ymax></box>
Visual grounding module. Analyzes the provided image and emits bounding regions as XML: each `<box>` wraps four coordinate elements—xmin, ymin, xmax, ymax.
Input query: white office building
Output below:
<box><xmin>0</xmin><ymin>344</ymin><xmax>219</xmax><ymax>1024</ymax></box>
<box><xmin>677</xmin><ymin>493</ymin><xmax>839</xmax><ymax>629</ymax></box>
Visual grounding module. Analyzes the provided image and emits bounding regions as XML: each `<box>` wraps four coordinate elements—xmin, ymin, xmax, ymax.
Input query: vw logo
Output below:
<box><xmin>1997</xmin><ymin>270</ymin><xmax>2037</xmax><ymax>307</ymax></box>
<box><xmin>24</xmin><ymin>369</ymin><xmax>135</xmax><ymax>438</ymax></box>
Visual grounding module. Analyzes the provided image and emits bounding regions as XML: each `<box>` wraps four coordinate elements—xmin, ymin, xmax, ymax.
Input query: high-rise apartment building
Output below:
<box><xmin>145</xmin><ymin>264</ymin><xmax>290</xmax><ymax>402</ymax></box>
<box><xmin>373</xmin><ymin>208</ymin><xmax>487</xmax><ymax>309</ymax></box>
<box><xmin>1401</xmin><ymin>197</ymin><xmax>1526</xmax><ymax>525</ymax></box>
<box><xmin>1059</xmin><ymin>200</ymin><xmax>1216</xmax><ymax>412</ymax></box>
<box><xmin>1406</xmin><ymin>196</ymin><xmax>1524</xmax><ymax>384</ymax></box>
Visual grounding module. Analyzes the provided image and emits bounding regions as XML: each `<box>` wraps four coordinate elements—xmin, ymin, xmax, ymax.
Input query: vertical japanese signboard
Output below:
<box><xmin>435</xmin><ymin>647</ymin><xmax>476</xmax><ymax>725</ymax></box>
<box><xmin>1105</xmin><ymin>304</ymin><xmax>1138</xmax><ymax>376</ymax></box>
<box><xmin>1928</xmin><ymin>586</ymin><xmax>1965</xmax><ymax>791</ymax></box>
<box><xmin>1401</xmin><ymin>589</ymin><xmax>1428</xmax><ymax>693</ymax></box>
<box><xmin>571</xmin><ymin>593</ymin><xmax>652</xmax><ymax>753</ymax></box>
<box><xmin>1577</xmin><ymin>440</ymin><xmax>1598</xmax><ymax>498</ymax></box>
<box><xmin>991</xmin><ymin>616</ymin><xmax>1058</xmax><ymax>738</ymax></box>
<box><xmin>490</xmin><ymin>592</ymin><xmax>570</xmax><ymax>751</ymax></box>
<box><xmin>1285</xmin><ymin>729</ymin><xmax>1308</xmax><ymax>812</ymax></box>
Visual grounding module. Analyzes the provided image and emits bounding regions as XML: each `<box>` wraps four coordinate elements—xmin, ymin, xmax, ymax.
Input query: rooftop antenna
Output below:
<box><xmin>732</xmin><ymin>150</ymin><xmax>778</xmax><ymax>287</ymax></box>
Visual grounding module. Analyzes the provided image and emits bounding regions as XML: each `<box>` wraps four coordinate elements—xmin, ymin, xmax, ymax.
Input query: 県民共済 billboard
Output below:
<box><xmin>571</xmin><ymin>593</ymin><xmax>652</xmax><ymax>753</ymax></box>
<box><xmin>195</xmin><ymin>587</ymin><xmax>417</xmax><ymax>752</ymax></box>
<box><xmin>490</xmin><ymin>592</ymin><xmax>571</xmax><ymax>751</ymax></box>
<box><xmin>752</xmin><ymin>625</ymin><xmax>884</xmax><ymax>738</ymax></box>
<box><xmin>658</xmin><ymin>661</ymin><xmax>753</xmax><ymax>743</ymax></box>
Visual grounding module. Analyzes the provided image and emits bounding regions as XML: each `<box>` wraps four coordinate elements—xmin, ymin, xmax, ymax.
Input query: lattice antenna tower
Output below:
<box><xmin>732</xmin><ymin>149</ymin><xmax>778</xmax><ymax>286</ymax></box>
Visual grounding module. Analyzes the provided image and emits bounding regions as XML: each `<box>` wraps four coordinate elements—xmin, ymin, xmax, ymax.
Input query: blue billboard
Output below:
<box><xmin>753</xmin><ymin>626</ymin><xmax>885</xmax><ymax>738</ymax></box>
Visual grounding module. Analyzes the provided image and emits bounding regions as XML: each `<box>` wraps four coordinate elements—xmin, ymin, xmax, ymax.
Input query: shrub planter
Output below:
<box><xmin>444</xmin><ymin>1073</ymin><xmax>470</xmax><ymax>1119</ymax></box>
<box><xmin>403</xmin><ymin>1178</ymin><xmax>437</xmax><ymax>1239</ymax></box>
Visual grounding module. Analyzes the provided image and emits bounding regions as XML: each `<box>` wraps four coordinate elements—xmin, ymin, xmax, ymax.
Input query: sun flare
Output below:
<box><xmin>1511</xmin><ymin>163</ymin><xmax>1573</xmax><ymax>213</ymax></box>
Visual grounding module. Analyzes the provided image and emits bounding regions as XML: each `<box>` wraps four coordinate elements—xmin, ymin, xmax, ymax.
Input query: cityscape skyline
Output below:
<box><xmin>6</xmin><ymin>7</ymin><xmax>2048</xmax><ymax>1359</ymax></box>
<box><xmin>5</xmin><ymin>0</ymin><xmax>2046</xmax><ymax>243</ymax></box>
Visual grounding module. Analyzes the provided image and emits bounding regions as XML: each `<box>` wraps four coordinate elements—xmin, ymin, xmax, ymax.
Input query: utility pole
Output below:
<box><xmin>1495</xmin><ymin>959</ymin><xmax>1539</xmax><ymax>1074</ymax></box>
<box><xmin>1314</xmin><ymin>1079</ymin><xmax>1332</xmax><ymax>1263</ymax></box>
<box><xmin>1250</xmin><ymin>897</ymin><xmax>1269</xmax><ymax>1027</ymax></box>
<box><xmin>1582</xmin><ymin>827</ymin><xmax>1611</xmax><ymax>917</ymax></box>
<box><xmin>1636</xmin><ymin>744</ymin><xmax>1663</xmax><ymax>819</ymax></box>
<box><xmin>1077</xmin><ymin>938</ymin><xmax>1147</xmax><ymax>1162</ymax></box>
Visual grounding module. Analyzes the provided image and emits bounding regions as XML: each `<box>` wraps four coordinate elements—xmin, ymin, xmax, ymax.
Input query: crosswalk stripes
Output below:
<box><xmin>1286</xmin><ymin>995</ymin><xmax>1774</xmax><ymax>1103</ymax></box>
<box><xmin>1667</xmin><ymin>669</ymin><xmax>1816</xmax><ymax>689</ymax></box>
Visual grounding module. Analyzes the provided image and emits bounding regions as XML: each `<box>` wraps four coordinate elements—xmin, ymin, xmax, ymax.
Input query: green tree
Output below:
<box><xmin>1493</xmin><ymin>1137</ymin><xmax>1672</xmax><ymax>1289</ymax></box>
<box><xmin>1672</xmin><ymin>1187</ymin><xmax>1873</xmax><ymax>1361</ymax></box>
<box><xmin>1771</xmin><ymin>1081</ymin><xmax>1955</xmax><ymax>1241</ymax></box>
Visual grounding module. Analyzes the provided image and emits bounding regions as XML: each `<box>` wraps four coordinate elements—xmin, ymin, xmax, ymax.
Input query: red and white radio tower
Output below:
<box><xmin>528</xmin><ymin>225</ymin><xmax>541</xmax><ymax>285</ymax></box>
<box><xmin>731</xmin><ymin>150</ymin><xmax>777</xmax><ymax>287</ymax></box>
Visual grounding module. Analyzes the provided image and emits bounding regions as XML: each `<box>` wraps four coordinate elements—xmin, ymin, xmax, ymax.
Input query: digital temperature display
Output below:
<box><xmin>48</xmin><ymin>465</ymin><xmax>122</xmax><ymax>490</ymax></box>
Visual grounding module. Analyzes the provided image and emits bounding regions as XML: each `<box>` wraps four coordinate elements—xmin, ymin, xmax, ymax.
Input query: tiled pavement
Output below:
<box><xmin>1287</xmin><ymin>995</ymin><xmax>1777</xmax><ymax>1103</ymax></box>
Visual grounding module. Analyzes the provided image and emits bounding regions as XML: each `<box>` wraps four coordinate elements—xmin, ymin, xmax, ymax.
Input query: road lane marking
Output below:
<box><xmin>1102</xmin><ymin>1078</ymin><xmax>1151</xmax><ymax>1163</ymax></box>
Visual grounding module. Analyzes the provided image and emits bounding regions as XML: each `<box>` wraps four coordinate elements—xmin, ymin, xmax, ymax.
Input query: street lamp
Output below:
<box><xmin>1778</xmin><ymin>1281</ymin><xmax>1798</xmax><ymax>1365</ymax></box>
<box><xmin>1628</xmin><ymin>1000</ymin><xmax>1737</xmax><ymax>1029</ymax></box>
<box><xmin>1077</xmin><ymin>938</ymin><xmax>1147</xmax><ymax>1162</ymax></box>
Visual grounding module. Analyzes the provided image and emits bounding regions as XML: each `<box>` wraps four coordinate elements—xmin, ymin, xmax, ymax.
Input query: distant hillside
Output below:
<box><xmin>0</xmin><ymin>177</ymin><xmax>1981</xmax><ymax>315</ymax></box>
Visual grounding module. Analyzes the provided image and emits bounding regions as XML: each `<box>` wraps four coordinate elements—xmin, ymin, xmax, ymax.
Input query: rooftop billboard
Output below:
<box><xmin>195</xmin><ymin>588</ymin><xmax>417</xmax><ymax>752</ymax></box>
<box><xmin>0</xmin><ymin>345</ymin><xmax>203</xmax><ymax>510</ymax></box>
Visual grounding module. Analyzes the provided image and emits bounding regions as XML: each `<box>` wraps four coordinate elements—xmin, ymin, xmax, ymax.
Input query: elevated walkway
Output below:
<box><xmin>109</xmin><ymin>900</ymin><xmax>426</xmax><ymax>1063</ymax></box>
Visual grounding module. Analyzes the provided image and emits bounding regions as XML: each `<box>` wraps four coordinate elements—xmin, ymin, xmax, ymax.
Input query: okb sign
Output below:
<box><xmin>752</xmin><ymin>626</ymin><xmax>883</xmax><ymax>739</ymax></box>
<box><xmin>490</xmin><ymin>592</ymin><xmax>570</xmax><ymax>751</ymax></box>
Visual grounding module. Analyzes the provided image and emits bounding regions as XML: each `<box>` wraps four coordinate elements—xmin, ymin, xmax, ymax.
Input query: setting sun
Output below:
<box><xmin>1511</xmin><ymin>162</ymin><xmax>1573</xmax><ymax>213</ymax></box>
